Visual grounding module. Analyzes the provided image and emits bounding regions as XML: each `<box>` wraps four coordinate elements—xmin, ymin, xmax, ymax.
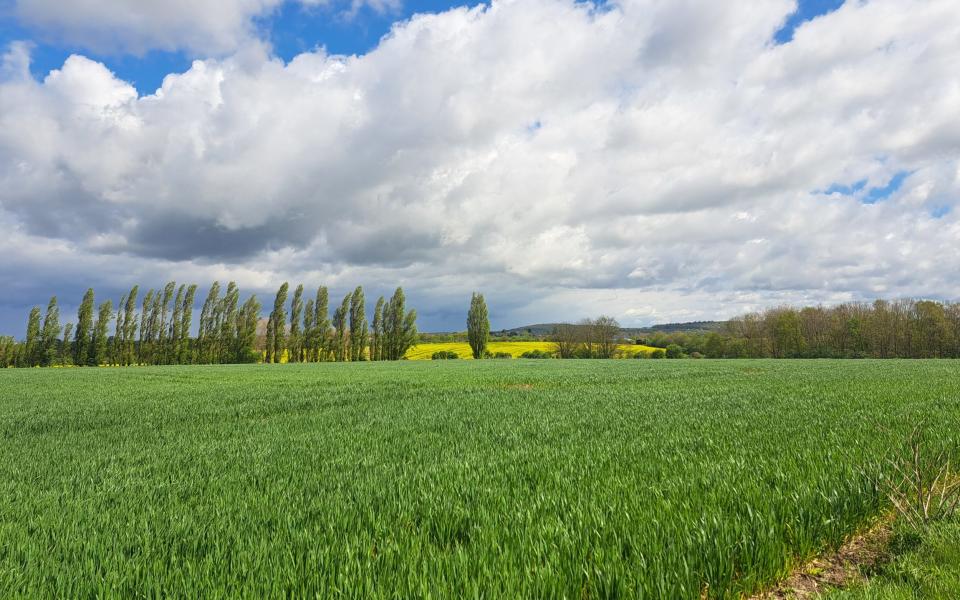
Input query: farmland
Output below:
<box><xmin>404</xmin><ymin>340</ymin><xmax>660</xmax><ymax>359</ymax></box>
<box><xmin>1</xmin><ymin>360</ymin><xmax>958</xmax><ymax>598</ymax></box>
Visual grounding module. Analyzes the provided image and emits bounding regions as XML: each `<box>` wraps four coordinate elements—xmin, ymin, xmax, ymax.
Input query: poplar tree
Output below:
<box><xmin>158</xmin><ymin>282</ymin><xmax>176</xmax><ymax>364</ymax></box>
<box><xmin>139</xmin><ymin>290</ymin><xmax>155</xmax><ymax>364</ymax></box>
<box><xmin>92</xmin><ymin>300</ymin><xmax>113</xmax><ymax>366</ymax></box>
<box><xmin>197</xmin><ymin>282</ymin><xmax>220</xmax><ymax>364</ymax></box>
<box><xmin>23</xmin><ymin>307</ymin><xmax>41</xmax><ymax>367</ymax></box>
<box><xmin>266</xmin><ymin>283</ymin><xmax>289</xmax><ymax>363</ymax></box>
<box><xmin>122</xmin><ymin>286</ymin><xmax>139</xmax><ymax>366</ymax></box>
<box><xmin>312</xmin><ymin>287</ymin><xmax>330</xmax><ymax>362</ymax></box>
<box><xmin>371</xmin><ymin>296</ymin><xmax>385</xmax><ymax>361</ymax></box>
<box><xmin>303</xmin><ymin>299</ymin><xmax>315</xmax><ymax>362</ymax></box>
<box><xmin>288</xmin><ymin>284</ymin><xmax>304</xmax><ymax>363</ymax></box>
<box><xmin>349</xmin><ymin>286</ymin><xmax>368</xmax><ymax>361</ymax></box>
<box><xmin>382</xmin><ymin>287</ymin><xmax>417</xmax><ymax>360</ymax></box>
<box><xmin>60</xmin><ymin>323</ymin><xmax>74</xmax><ymax>366</ymax></box>
<box><xmin>74</xmin><ymin>288</ymin><xmax>95</xmax><ymax>367</ymax></box>
<box><xmin>180</xmin><ymin>285</ymin><xmax>197</xmax><ymax>363</ymax></box>
<box><xmin>467</xmin><ymin>292</ymin><xmax>490</xmax><ymax>359</ymax></box>
<box><xmin>218</xmin><ymin>282</ymin><xmax>239</xmax><ymax>364</ymax></box>
<box><xmin>169</xmin><ymin>284</ymin><xmax>185</xmax><ymax>364</ymax></box>
<box><xmin>112</xmin><ymin>294</ymin><xmax>126</xmax><ymax>366</ymax></box>
<box><xmin>332</xmin><ymin>292</ymin><xmax>351</xmax><ymax>361</ymax></box>
<box><xmin>236</xmin><ymin>295</ymin><xmax>262</xmax><ymax>362</ymax></box>
<box><xmin>39</xmin><ymin>296</ymin><xmax>61</xmax><ymax>367</ymax></box>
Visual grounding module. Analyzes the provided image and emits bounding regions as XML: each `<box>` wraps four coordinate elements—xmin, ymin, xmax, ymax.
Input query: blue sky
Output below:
<box><xmin>1</xmin><ymin>0</ymin><xmax>957</xmax><ymax>336</ymax></box>
<box><xmin>2</xmin><ymin>0</ymin><xmax>842</xmax><ymax>95</ymax></box>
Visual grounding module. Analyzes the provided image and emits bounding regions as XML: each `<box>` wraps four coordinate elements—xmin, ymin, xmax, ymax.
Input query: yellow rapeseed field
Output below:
<box><xmin>404</xmin><ymin>341</ymin><xmax>659</xmax><ymax>360</ymax></box>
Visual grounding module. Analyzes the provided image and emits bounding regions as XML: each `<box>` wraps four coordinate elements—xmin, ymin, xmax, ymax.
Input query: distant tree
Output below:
<box><xmin>349</xmin><ymin>286</ymin><xmax>368</xmax><ymax>361</ymax></box>
<box><xmin>235</xmin><ymin>295</ymin><xmax>262</xmax><ymax>363</ymax></box>
<box><xmin>59</xmin><ymin>322</ymin><xmax>74</xmax><ymax>366</ymax></box>
<box><xmin>92</xmin><ymin>300</ymin><xmax>113</xmax><ymax>366</ymax></box>
<box><xmin>121</xmin><ymin>286</ymin><xmax>139</xmax><ymax>366</ymax></box>
<box><xmin>74</xmin><ymin>288</ymin><xmax>95</xmax><ymax>367</ymax></box>
<box><xmin>592</xmin><ymin>316</ymin><xmax>620</xmax><ymax>359</ymax></box>
<box><xmin>138</xmin><ymin>289</ymin><xmax>155</xmax><ymax>364</ymax></box>
<box><xmin>196</xmin><ymin>282</ymin><xmax>220</xmax><ymax>364</ymax></box>
<box><xmin>169</xmin><ymin>284</ymin><xmax>185</xmax><ymax>364</ymax></box>
<box><xmin>112</xmin><ymin>294</ymin><xmax>125</xmax><ymax>366</ymax></box>
<box><xmin>467</xmin><ymin>293</ymin><xmax>490</xmax><ymax>359</ymax></box>
<box><xmin>218</xmin><ymin>282</ymin><xmax>239</xmax><ymax>363</ymax></box>
<box><xmin>288</xmin><ymin>284</ymin><xmax>304</xmax><ymax>363</ymax></box>
<box><xmin>266</xmin><ymin>283</ymin><xmax>289</xmax><ymax>363</ymax></box>
<box><xmin>371</xmin><ymin>296</ymin><xmax>385</xmax><ymax>361</ymax></box>
<box><xmin>665</xmin><ymin>344</ymin><xmax>684</xmax><ymax>359</ymax></box>
<box><xmin>312</xmin><ymin>287</ymin><xmax>330</xmax><ymax>362</ymax></box>
<box><xmin>381</xmin><ymin>287</ymin><xmax>417</xmax><ymax>360</ymax></box>
<box><xmin>179</xmin><ymin>284</ymin><xmax>197</xmax><ymax>363</ymax></box>
<box><xmin>551</xmin><ymin>323</ymin><xmax>582</xmax><ymax>358</ymax></box>
<box><xmin>157</xmin><ymin>282</ymin><xmax>176</xmax><ymax>364</ymax></box>
<box><xmin>302</xmin><ymin>299</ymin><xmax>315</xmax><ymax>362</ymax></box>
<box><xmin>332</xmin><ymin>292</ymin><xmax>351</xmax><ymax>362</ymax></box>
<box><xmin>23</xmin><ymin>306</ymin><xmax>41</xmax><ymax>367</ymax></box>
<box><xmin>39</xmin><ymin>296</ymin><xmax>61</xmax><ymax>367</ymax></box>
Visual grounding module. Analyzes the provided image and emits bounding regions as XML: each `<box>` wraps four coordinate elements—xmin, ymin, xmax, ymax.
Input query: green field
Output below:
<box><xmin>1</xmin><ymin>360</ymin><xmax>958</xmax><ymax>598</ymax></box>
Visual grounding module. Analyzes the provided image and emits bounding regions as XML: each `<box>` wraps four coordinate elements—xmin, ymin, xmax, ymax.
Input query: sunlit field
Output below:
<box><xmin>1</xmin><ymin>360</ymin><xmax>958</xmax><ymax>598</ymax></box>
<box><xmin>404</xmin><ymin>340</ymin><xmax>659</xmax><ymax>359</ymax></box>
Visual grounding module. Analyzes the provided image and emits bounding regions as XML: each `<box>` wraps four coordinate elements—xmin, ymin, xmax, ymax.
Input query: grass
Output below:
<box><xmin>404</xmin><ymin>340</ymin><xmax>659</xmax><ymax>359</ymax></box>
<box><xmin>0</xmin><ymin>360</ymin><xmax>958</xmax><ymax>598</ymax></box>
<box><xmin>826</xmin><ymin>518</ymin><xmax>960</xmax><ymax>599</ymax></box>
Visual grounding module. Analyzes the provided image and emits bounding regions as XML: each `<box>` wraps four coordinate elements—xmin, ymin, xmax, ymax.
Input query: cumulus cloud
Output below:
<box><xmin>1</xmin><ymin>0</ymin><xmax>960</xmax><ymax>332</ymax></box>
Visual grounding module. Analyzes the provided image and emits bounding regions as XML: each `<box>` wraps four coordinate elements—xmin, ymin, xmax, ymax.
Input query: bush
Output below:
<box><xmin>520</xmin><ymin>350</ymin><xmax>553</xmax><ymax>359</ymax></box>
<box><xmin>689</xmin><ymin>352</ymin><xmax>704</xmax><ymax>359</ymax></box>
<box><xmin>431</xmin><ymin>351</ymin><xmax>459</xmax><ymax>360</ymax></box>
<box><xmin>648</xmin><ymin>349</ymin><xmax>666</xmax><ymax>359</ymax></box>
<box><xmin>665</xmin><ymin>344</ymin><xmax>684</xmax><ymax>359</ymax></box>
<box><xmin>492</xmin><ymin>352</ymin><xmax>513</xmax><ymax>359</ymax></box>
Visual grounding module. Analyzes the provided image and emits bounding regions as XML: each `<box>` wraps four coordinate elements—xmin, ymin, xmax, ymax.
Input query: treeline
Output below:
<box><xmin>639</xmin><ymin>299</ymin><xmax>960</xmax><ymax>359</ymax></box>
<box><xmin>0</xmin><ymin>282</ymin><xmax>417</xmax><ymax>368</ymax></box>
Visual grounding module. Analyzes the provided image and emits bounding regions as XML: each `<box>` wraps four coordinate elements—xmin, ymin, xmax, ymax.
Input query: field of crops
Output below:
<box><xmin>404</xmin><ymin>340</ymin><xmax>659</xmax><ymax>359</ymax></box>
<box><xmin>1</xmin><ymin>360</ymin><xmax>958</xmax><ymax>597</ymax></box>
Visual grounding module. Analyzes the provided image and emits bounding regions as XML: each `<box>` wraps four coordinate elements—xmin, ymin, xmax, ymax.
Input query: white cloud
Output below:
<box><xmin>1</xmin><ymin>0</ymin><xmax>960</xmax><ymax>331</ymax></box>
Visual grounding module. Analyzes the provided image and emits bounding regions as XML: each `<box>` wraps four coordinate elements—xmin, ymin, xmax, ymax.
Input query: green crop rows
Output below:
<box><xmin>1</xmin><ymin>360</ymin><xmax>958</xmax><ymax>598</ymax></box>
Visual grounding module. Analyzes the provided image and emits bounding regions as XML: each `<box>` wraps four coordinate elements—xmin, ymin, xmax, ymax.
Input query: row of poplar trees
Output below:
<box><xmin>262</xmin><ymin>284</ymin><xmax>417</xmax><ymax>363</ymax></box>
<box><xmin>2</xmin><ymin>282</ymin><xmax>417</xmax><ymax>368</ymax></box>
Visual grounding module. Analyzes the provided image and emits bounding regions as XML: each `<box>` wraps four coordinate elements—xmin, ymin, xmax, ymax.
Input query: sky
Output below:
<box><xmin>0</xmin><ymin>0</ymin><xmax>958</xmax><ymax>335</ymax></box>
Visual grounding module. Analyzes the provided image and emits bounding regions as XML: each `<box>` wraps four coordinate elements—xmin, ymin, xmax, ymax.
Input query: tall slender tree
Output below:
<box><xmin>266</xmin><ymin>283</ymin><xmax>289</xmax><ymax>363</ymax></box>
<box><xmin>74</xmin><ymin>288</ymin><xmax>95</xmax><ymax>367</ymax></box>
<box><xmin>112</xmin><ymin>294</ymin><xmax>126</xmax><ymax>366</ymax></box>
<box><xmin>197</xmin><ymin>282</ymin><xmax>220</xmax><ymax>364</ymax></box>
<box><xmin>169</xmin><ymin>284</ymin><xmax>185</xmax><ymax>364</ymax></box>
<box><xmin>60</xmin><ymin>322</ymin><xmax>74</xmax><ymax>366</ymax></box>
<box><xmin>303</xmin><ymin>299</ymin><xmax>315</xmax><ymax>362</ymax></box>
<box><xmin>180</xmin><ymin>285</ymin><xmax>197</xmax><ymax>363</ymax></box>
<box><xmin>349</xmin><ymin>286</ymin><xmax>368</xmax><ymax>361</ymax></box>
<box><xmin>138</xmin><ymin>289</ymin><xmax>155</xmax><ymax>364</ymax></box>
<box><xmin>39</xmin><ymin>296</ymin><xmax>61</xmax><ymax>367</ymax></box>
<box><xmin>288</xmin><ymin>284</ymin><xmax>305</xmax><ymax>363</ymax></box>
<box><xmin>467</xmin><ymin>292</ymin><xmax>490</xmax><ymax>359</ymax></box>
<box><xmin>122</xmin><ymin>286</ymin><xmax>139</xmax><ymax>366</ymax></box>
<box><xmin>382</xmin><ymin>287</ymin><xmax>417</xmax><ymax>360</ymax></box>
<box><xmin>217</xmin><ymin>282</ymin><xmax>239</xmax><ymax>363</ymax></box>
<box><xmin>312</xmin><ymin>287</ymin><xmax>330</xmax><ymax>362</ymax></box>
<box><xmin>23</xmin><ymin>306</ymin><xmax>41</xmax><ymax>367</ymax></box>
<box><xmin>92</xmin><ymin>300</ymin><xmax>113</xmax><ymax>366</ymax></box>
<box><xmin>332</xmin><ymin>292</ymin><xmax>351</xmax><ymax>361</ymax></box>
<box><xmin>371</xmin><ymin>296</ymin><xmax>385</xmax><ymax>361</ymax></box>
<box><xmin>157</xmin><ymin>282</ymin><xmax>176</xmax><ymax>364</ymax></box>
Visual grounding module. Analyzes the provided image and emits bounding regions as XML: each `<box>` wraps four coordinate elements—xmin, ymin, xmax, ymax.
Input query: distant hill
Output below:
<box><xmin>496</xmin><ymin>321</ymin><xmax>726</xmax><ymax>338</ymax></box>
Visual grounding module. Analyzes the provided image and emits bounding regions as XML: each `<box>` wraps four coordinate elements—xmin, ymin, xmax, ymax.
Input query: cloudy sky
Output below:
<box><xmin>1</xmin><ymin>0</ymin><xmax>958</xmax><ymax>335</ymax></box>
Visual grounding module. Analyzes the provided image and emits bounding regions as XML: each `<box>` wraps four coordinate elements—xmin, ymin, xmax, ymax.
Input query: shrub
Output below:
<box><xmin>649</xmin><ymin>349</ymin><xmax>666</xmax><ymax>359</ymax></box>
<box><xmin>431</xmin><ymin>351</ymin><xmax>459</xmax><ymax>360</ymax></box>
<box><xmin>689</xmin><ymin>352</ymin><xmax>704</xmax><ymax>359</ymax></box>
<box><xmin>665</xmin><ymin>344</ymin><xmax>684</xmax><ymax>359</ymax></box>
<box><xmin>492</xmin><ymin>352</ymin><xmax>513</xmax><ymax>359</ymax></box>
<box><xmin>520</xmin><ymin>350</ymin><xmax>553</xmax><ymax>359</ymax></box>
